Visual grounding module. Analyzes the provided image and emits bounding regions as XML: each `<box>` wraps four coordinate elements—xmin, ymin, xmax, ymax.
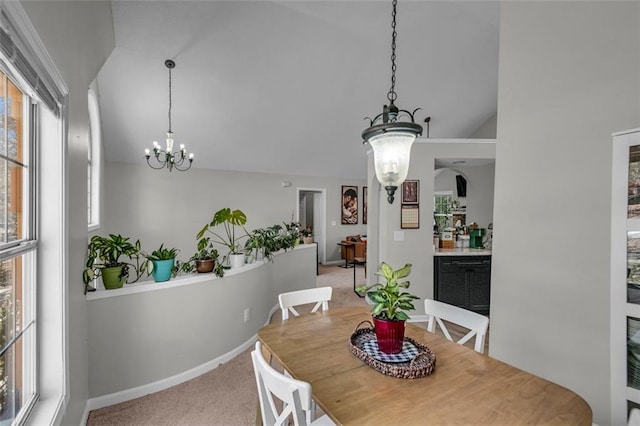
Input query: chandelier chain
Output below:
<box><xmin>388</xmin><ymin>0</ymin><xmax>398</xmax><ymax>103</ymax></box>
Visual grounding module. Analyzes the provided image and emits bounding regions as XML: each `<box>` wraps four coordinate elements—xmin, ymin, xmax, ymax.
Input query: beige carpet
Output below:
<box><xmin>86</xmin><ymin>264</ymin><xmax>368</xmax><ymax>426</ymax></box>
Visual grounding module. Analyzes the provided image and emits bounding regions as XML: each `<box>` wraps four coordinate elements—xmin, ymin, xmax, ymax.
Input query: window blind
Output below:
<box><xmin>0</xmin><ymin>10</ymin><xmax>61</xmax><ymax>116</ymax></box>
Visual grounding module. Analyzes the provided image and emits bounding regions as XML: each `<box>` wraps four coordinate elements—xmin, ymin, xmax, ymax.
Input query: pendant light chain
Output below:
<box><xmin>168</xmin><ymin>64</ymin><xmax>172</xmax><ymax>133</ymax></box>
<box><xmin>387</xmin><ymin>0</ymin><xmax>398</xmax><ymax>103</ymax></box>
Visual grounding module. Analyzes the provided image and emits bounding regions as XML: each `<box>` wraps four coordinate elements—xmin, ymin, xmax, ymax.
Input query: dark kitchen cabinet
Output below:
<box><xmin>434</xmin><ymin>255</ymin><xmax>491</xmax><ymax>315</ymax></box>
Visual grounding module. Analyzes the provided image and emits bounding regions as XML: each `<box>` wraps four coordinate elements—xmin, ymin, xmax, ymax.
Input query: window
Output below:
<box><xmin>88</xmin><ymin>88</ymin><xmax>101</xmax><ymax>230</ymax></box>
<box><xmin>434</xmin><ymin>191</ymin><xmax>453</xmax><ymax>232</ymax></box>
<box><xmin>0</xmin><ymin>69</ymin><xmax>36</xmax><ymax>425</ymax></box>
<box><xmin>0</xmin><ymin>4</ymin><xmax>66</xmax><ymax>424</ymax></box>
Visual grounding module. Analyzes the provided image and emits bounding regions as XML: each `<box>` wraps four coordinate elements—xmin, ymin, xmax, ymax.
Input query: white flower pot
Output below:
<box><xmin>229</xmin><ymin>253</ymin><xmax>245</xmax><ymax>269</ymax></box>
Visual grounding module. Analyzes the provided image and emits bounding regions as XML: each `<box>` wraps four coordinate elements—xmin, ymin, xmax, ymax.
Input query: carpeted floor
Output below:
<box><xmin>86</xmin><ymin>263</ymin><xmax>368</xmax><ymax>426</ymax></box>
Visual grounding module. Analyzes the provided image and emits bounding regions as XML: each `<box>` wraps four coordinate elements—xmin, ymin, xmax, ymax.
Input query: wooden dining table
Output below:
<box><xmin>257</xmin><ymin>306</ymin><xmax>592</xmax><ymax>425</ymax></box>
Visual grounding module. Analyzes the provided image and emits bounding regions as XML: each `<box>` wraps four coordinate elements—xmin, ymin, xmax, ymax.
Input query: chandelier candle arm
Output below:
<box><xmin>361</xmin><ymin>0</ymin><xmax>423</xmax><ymax>204</ymax></box>
<box><xmin>144</xmin><ymin>59</ymin><xmax>194</xmax><ymax>172</ymax></box>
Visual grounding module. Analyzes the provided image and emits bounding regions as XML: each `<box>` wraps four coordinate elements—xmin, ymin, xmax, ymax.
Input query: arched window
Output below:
<box><xmin>88</xmin><ymin>88</ymin><xmax>101</xmax><ymax>230</ymax></box>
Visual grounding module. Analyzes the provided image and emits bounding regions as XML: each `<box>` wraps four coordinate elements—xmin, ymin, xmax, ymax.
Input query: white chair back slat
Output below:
<box><xmin>252</xmin><ymin>342</ymin><xmax>335</xmax><ymax>426</ymax></box>
<box><xmin>424</xmin><ymin>299</ymin><xmax>489</xmax><ymax>354</ymax></box>
<box><xmin>279</xmin><ymin>287</ymin><xmax>332</xmax><ymax>320</ymax></box>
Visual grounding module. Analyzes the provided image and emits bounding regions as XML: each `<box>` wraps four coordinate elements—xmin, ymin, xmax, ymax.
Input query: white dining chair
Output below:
<box><xmin>278</xmin><ymin>287</ymin><xmax>332</xmax><ymax>320</ymax></box>
<box><xmin>251</xmin><ymin>341</ymin><xmax>335</xmax><ymax>426</ymax></box>
<box><xmin>407</xmin><ymin>299</ymin><xmax>489</xmax><ymax>354</ymax></box>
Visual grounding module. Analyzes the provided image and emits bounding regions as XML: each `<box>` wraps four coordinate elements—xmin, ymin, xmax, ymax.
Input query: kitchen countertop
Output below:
<box><xmin>434</xmin><ymin>247</ymin><xmax>492</xmax><ymax>256</ymax></box>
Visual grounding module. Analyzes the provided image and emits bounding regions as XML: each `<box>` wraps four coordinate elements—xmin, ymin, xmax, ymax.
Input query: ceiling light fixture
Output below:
<box><xmin>362</xmin><ymin>0</ymin><xmax>423</xmax><ymax>204</ymax></box>
<box><xmin>145</xmin><ymin>59</ymin><xmax>194</xmax><ymax>172</ymax></box>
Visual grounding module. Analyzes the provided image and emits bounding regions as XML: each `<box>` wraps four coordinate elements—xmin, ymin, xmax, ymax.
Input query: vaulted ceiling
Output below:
<box><xmin>97</xmin><ymin>1</ymin><xmax>499</xmax><ymax>180</ymax></box>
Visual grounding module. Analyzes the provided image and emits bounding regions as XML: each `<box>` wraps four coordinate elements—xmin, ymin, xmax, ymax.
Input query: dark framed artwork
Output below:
<box><xmin>402</xmin><ymin>180</ymin><xmax>419</xmax><ymax>204</ymax></box>
<box><xmin>401</xmin><ymin>205</ymin><xmax>420</xmax><ymax>229</ymax></box>
<box><xmin>363</xmin><ymin>186</ymin><xmax>368</xmax><ymax>225</ymax></box>
<box><xmin>341</xmin><ymin>185</ymin><xmax>358</xmax><ymax>225</ymax></box>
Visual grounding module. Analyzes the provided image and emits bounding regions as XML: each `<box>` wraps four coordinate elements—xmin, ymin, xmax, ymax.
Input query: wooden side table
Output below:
<box><xmin>337</xmin><ymin>242</ymin><xmax>355</xmax><ymax>268</ymax></box>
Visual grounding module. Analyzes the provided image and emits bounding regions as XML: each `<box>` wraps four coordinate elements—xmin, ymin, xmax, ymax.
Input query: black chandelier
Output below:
<box><xmin>362</xmin><ymin>0</ymin><xmax>423</xmax><ymax>204</ymax></box>
<box><xmin>145</xmin><ymin>59</ymin><xmax>194</xmax><ymax>172</ymax></box>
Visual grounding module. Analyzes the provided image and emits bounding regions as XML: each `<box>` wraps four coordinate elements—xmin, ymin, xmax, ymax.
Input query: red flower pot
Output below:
<box><xmin>373</xmin><ymin>316</ymin><xmax>406</xmax><ymax>354</ymax></box>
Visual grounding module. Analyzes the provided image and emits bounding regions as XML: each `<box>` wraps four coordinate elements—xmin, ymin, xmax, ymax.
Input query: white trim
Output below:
<box><xmin>84</xmin><ymin>304</ymin><xmax>280</xmax><ymax>414</ymax></box>
<box><xmin>85</xmin><ymin>337</ymin><xmax>257</xmax><ymax>411</ymax></box>
<box><xmin>295</xmin><ymin>187</ymin><xmax>327</xmax><ymax>264</ymax></box>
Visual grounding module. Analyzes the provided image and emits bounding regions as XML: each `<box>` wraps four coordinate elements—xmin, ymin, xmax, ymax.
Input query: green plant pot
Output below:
<box><xmin>101</xmin><ymin>266</ymin><xmax>125</xmax><ymax>290</ymax></box>
<box><xmin>152</xmin><ymin>259</ymin><xmax>175</xmax><ymax>282</ymax></box>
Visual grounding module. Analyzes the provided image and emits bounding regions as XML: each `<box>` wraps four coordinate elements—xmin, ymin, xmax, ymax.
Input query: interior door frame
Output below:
<box><xmin>296</xmin><ymin>187</ymin><xmax>326</xmax><ymax>264</ymax></box>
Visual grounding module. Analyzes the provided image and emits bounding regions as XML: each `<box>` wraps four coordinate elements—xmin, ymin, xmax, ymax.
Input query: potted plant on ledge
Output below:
<box><xmin>300</xmin><ymin>227</ymin><xmax>313</xmax><ymax>244</ymax></box>
<box><xmin>356</xmin><ymin>262</ymin><xmax>419</xmax><ymax>354</ymax></box>
<box><xmin>82</xmin><ymin>234</ymin><xmax>145</xmax><ymax>293</ymax></box>
<box><xmin>179</xmin><ymin>237</ymin><xmax>223</xmax><ymax>276</ymax></box>
<box><xmin>143</xmin><ymin>244</ymin><xmax>179</xmax><ymax>282</ymax></box>
<box><xmin>197</xmin><ymin>208</ymin><xmax>248</xmax><ymax>269</ymax></box>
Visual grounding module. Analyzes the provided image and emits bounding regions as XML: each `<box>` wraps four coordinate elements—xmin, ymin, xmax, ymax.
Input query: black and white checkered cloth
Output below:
<box><xmin>362</xmin><ymin>340</ymin><xmax>419</xmax><ymax>363</ymax></box>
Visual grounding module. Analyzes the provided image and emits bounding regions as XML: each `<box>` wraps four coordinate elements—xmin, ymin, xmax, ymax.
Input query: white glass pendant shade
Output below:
<box><xmin>369</xmin><ymin>131</ymin><xmax>416</xmax><ymax>187</ymax></box>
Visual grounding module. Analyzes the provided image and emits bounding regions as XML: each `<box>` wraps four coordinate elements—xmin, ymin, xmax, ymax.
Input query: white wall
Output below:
<box><xmin>471</xmin><ymin>113</ymin><xmax>497</xmax><ymax>139</ymax></box>
<box><xmin>20</xmin><ymin>2</ymin><xmax>115</xmax><ymax>424</ymax></box>
<box><xmin>104</xmin><ymin>162</ymin><xmax>365</xmax><ymax>264</ymax></box>
<box><xmin>87</xmin><ymin>246</ymin><xmax>315</xmax><ymax>400</ymax></box>
<box><xmin>492</xmin><ymin>3</ymin><xmax>640</xmax><ymax>424</ymax></box>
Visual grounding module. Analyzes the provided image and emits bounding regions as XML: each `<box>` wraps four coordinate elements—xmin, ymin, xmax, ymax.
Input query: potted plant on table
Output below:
<box><xmin>356</xmin><ymin>262</ymin><xmax>419</xmax><ymax>354</ymax></box>
<box><xmin>197</xmin><ymin>208</ymin><xmax>248</xmax><ymax>269</ymax></box>
<box><xmin>143</xmin><ymin>244</ymin><xmax>179</xmax><ymax>282</ymax></box>
<box><xmin>82</xmin><ymin>233</ymin><xmax>145</xmax><ymax>293</ymax></box>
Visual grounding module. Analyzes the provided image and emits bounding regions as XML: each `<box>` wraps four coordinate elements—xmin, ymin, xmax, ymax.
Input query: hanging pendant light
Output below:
<box><xmin>145</xmin><ymin>59</ymin><xmax>194</xmax><ymax>172</ymax></box>
<box><xmin>362</xmin><ymin>0</ymin><xmax>422</xmax><ymax>204</ymax></box>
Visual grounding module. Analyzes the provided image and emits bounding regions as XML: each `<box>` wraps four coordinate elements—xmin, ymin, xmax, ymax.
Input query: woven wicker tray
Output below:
<box><xmin>349</xmin><ymin>321</ymin><xmax>436</xmax><ymax>379</ymax></box>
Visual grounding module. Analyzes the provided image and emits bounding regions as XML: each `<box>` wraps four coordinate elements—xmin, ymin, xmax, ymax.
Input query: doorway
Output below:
<box><xmin>296</xmin><ymin>188</ymin><xmax>326</xmax><ymax>264</ymax></box>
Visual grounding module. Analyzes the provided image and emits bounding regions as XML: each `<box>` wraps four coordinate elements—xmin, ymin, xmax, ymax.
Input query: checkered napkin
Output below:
<box><xmin>362</xmin><ymin>340</ymin><xmax>419</xmax><ymax>363</ymax></box>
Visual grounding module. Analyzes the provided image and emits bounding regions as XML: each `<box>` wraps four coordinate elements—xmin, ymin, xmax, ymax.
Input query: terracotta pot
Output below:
<box><xmin>195</xmin><ymin>259</ymin><xmax>215</xmax><ymax>273</ymax></box>
<box><xmin>373</xmin><ymin>316</ymin><xmax>406</xmax><ymax>354</ymax></box>
<box><xmin>303</xmin><ymin>236</ymin><xmax>313</xmax><ymax>244</ymax></box>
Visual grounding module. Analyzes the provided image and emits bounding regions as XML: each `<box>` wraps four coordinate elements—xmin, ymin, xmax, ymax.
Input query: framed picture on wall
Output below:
<box><xmin>341</xmin><ymin>185</ymin><xmax>358</xmax><ymax>225</ymax></box>
<box><xmin>401</xmin><ymin>204</ymin><xmax>420</xmax><ymax>229</ymax></box>
<box><xmin>363</xmin><ymin>186</ymin><xmax>368</xmax><ymax>225</ymax></box>
<box><xmin>402</xmin><ymin>180</ymin><xmax>419</xmax><ymax>204</ymax></box>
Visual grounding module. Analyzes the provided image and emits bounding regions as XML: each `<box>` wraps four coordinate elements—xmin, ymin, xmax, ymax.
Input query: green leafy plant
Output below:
<box><xmin>144</xmin><ymin>243</ymin><xmax>179</xmax><ymax>261</ymax></box>
<box><xmin>281</xmin><ymin>221</ymin><xmax>300</xmax><ymax>250</ymax></box>
<box><xmin>197</xmin><ymin>208</ymin><xmax>248</xmax><ymax>255</ymax></box>
<box><xmin>82</xmin><ymin>234</ymin><xmax>145</xmax><ymax>293</ymax></box>
<box><xmin>142</xmin><ymin>243</ymin><xmax>180</xmax><ymax>280</ymax></box>
<box><xmin>356</xmin><ymin>262</ymin><xmax>419</xmax><ymax>321</ymax></box>
<box><xmin>178</xmin><ymin>237</ymin><xmax>224</xmax><ymax>277</ymax></box>
<box><xmin>300</xmin><ymin>226</ymin><xmax>313</xmax><ymax>237</ymax></box>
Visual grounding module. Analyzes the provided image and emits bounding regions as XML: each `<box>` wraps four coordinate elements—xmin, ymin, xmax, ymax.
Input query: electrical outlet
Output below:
<box><xmin>244</xmin><ymin>308</ymin><xmax>250</xmax><ymax>323</ymax></box>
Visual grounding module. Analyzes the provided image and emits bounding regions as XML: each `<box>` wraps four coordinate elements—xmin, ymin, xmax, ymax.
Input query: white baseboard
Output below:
<box><xmin>83</xmin><ymin>304</ymin><xmax>281</xmax><ymax>421</ymax></box>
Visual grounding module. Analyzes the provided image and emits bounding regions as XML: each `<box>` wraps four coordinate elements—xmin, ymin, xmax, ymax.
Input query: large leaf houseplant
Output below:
<box><xmin>356</xmin><ymin>262</ymin><xmax>419</xmax><ymax>354</ymax></box>
<box><xmin>82</xmin><ymin>234</ymin><xmax>145</xmax><ymax>292</ymax></box>
<box><xmin>197</xmin><ymin>208</ymin><xmax>248</xmax><ymax>269</ymax></box>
